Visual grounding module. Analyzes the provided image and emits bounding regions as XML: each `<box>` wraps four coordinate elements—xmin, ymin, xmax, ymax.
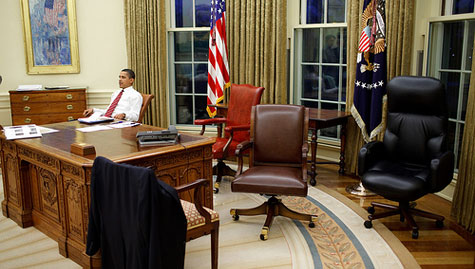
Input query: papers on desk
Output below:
<box><xmin>37</xmin><ymin>126</ymin><xmax>60</xmax><ymax>134</ymax></box>
<box><xmin>78</xmin><ymin>112</ymin><xmax>114</xmax><ymax>124</ymax></box>
<box><xmin>3</xmin><ymin>125</ymin><xmax>42</xmax><ymax>140</ymax></box>
<box><xmin>16</xmin><ymin>85</ymin><xmax>42</xmax><ymax>91</ymax></box>
<box><xmin>76</xmin><ymin>121</ymin><xmax>140</xmax><ymax>133</ymax></box>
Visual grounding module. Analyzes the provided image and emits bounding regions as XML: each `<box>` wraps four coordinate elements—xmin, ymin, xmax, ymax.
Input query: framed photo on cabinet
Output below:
<box><xmin>20</xmin><ymin>0</ymin><xmax>80</xmax><ymax>74</ymax></box>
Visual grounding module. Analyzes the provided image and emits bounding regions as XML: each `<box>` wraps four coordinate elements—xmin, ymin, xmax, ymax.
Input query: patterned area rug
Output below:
<box><xmin>185</xmin><ymin>178</ymin><xmax>420</xmax><ymax>269</ymax></box>
<box><xmin>0</xmin><ymin>176</ymin><xmax>419</xmax><ymax>268</ymax></box>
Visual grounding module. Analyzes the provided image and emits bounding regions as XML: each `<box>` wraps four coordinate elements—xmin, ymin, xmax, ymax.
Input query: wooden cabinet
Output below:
<box><xmin>9</xmin><ymin>88</ymin><xmax>87</xmax><ymax>125</ymax></box>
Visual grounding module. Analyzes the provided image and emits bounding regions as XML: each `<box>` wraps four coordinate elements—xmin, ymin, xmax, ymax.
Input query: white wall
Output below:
<box><xmin>0</xmin><ymin>0</ymin><xmax>128</xmax><ymax>125</ymax></box>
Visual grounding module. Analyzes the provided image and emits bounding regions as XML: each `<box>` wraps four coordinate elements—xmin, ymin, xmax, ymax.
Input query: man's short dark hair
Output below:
<box><xmin>121</xmin><ymin>69</ymin><xmax>135</xmax><ymax>79</ymax></box>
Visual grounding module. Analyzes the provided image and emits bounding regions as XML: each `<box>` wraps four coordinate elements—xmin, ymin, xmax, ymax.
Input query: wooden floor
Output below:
<box><xmin>314</xmin><ymin>162</ymin><xmax>475</xmax><ymax>268</ymax></box>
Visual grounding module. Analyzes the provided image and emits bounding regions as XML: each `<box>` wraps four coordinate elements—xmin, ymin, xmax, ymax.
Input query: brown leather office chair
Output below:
<box><xmin>195</xmin><ymin>84</ymin><xmax>265</xmax><ymax>193</ymax></box>
<box><xmin>137</xmin><ymin>93</ymin><xmax>155</xmax><ymax>123</ymax></box>
<box><xmin>230</xmin><ymin>104</ymin><xmax>317</xmax><ymax>240</ymax></box>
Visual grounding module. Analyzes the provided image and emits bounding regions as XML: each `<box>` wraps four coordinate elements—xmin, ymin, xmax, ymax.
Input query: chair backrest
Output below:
<box><xmin>226</xmin><ymin>84</ymin><xmax>265</xmax><ymax>142</ymax></box>
<box><xmin>384</xmin><ymin>76</ymin><xmax>448</xmax><ymax>166</ymax></box>
<box><xmin>250</xmin><ymin>104</ymin><xmax>308</xmax><ymax>166</ymax></box>
<box><xmin>137</xmin><ymin>93</ymin><xmax>155</xmax><ymax>123</ymax></box>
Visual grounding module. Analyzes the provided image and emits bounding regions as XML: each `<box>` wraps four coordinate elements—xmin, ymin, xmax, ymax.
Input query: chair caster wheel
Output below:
<box><xmin>309</xmin><ymin>222</ymin><xmax>315</xmax><ymax>228</ymax></box>
<box><xmin>367</xmin><ymin>206</ymin><xmax>375</xmax><ymax>214</ymax></box>
<box><xmin>260</xmin><ymin>227</ymin><xmax>269</xmax><ymax>241</ymax></box>
<box><xmin>436</xmin><ymin>220</ymin><xmax>444</xmax><ymax>228</ymax></box>
<box><xmin>230</xmin><ymin>209</ymin><xmax>239</xmax><ymax>221</ymax></box>
<box><xmin>412</xmin><ymin>229</ymin><xmax>419</xmax><ymax>239</ymax></box>
<box><xmin>214</xmin><ymin>188</ymin><xmax>219</xmax><ymax>194</ymax></box>
<box><xmin>364</xmin><ymin>220</ymin><xmax>373</xmax><ymax>228</ymax></box>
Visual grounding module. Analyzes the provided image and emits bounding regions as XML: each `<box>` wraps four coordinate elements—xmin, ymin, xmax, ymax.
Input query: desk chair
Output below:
<box><xmin>359</xmin><ymin>76</ymin><xmax>454</xmax><ymax>239</ymax></box>
<box><xmin>195</xmin><ymin>84</ymin><xmax>264</xmax><ymax>193</ymax></box>
<box><xmin>137</xmin><ymin>93</ymin><xmax>155</xmax><ymax>123</ymax></box>
<box><xmin>87</xmin><ymin>157</ymin><xmax>219</xmax><ymax>268</ymax></box>
<box><xmin>230</xmin><ymin>105</ymin><xmax>317</xmax><ymax>240</ymax></box>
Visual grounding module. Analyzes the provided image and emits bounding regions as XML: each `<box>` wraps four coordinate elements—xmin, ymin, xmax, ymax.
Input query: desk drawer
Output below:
<box><xmin>10</xmin><ymin>91</ymin><xmax>86</xmax><ymax>103</ymax></box>
<box><xmin>12</xmin><ymin>113</ymin><xmax>83</xmax><ymax>125</ymax></box>
<box><xmin>11</xmin><ymin>101</ymin><xmax>86</xmax><ymax>115</ymax></box>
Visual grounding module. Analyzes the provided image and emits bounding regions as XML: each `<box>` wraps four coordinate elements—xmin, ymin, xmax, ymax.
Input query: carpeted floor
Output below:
<box><xmin>0</xmin><ymin>176</ymin><xmax>419</xmax><ymax>268</ymax></box>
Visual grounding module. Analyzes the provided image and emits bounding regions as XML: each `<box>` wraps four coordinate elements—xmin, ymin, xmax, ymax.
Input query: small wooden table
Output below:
<box><xmin>307</xmin><ymin>108</ymin><xmax>351</xmax><ymax>186</ymax></box>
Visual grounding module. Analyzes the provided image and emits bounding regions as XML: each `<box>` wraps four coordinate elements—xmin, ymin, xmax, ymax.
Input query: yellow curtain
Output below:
<box><xmin>452</xmin><ymin>38</ymin><xmax>475</xmax><ymax>233</ymax></box>
<box><xmin>226</xmin><ymin>0</ymin><xmax>287</xmax><ymax>104</ymax></box>
<box><xmin>344</xmin><ymin>0</ymin><xmax>415</xmax><ymax>174</ymax></box>
<box><xmin>124</xmin><ymin>0</ymin><xmax>168</xmax><ymax>127</ymax></box>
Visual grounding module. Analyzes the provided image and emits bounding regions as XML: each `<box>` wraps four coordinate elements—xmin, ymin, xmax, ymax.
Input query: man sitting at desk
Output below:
<box><xmin>83</xmin><ymin>69</ymin><xmax>143</xmax><ymax>122</ymax></box>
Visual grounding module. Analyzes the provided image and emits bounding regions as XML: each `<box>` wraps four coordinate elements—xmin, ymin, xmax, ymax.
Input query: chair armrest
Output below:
<box><xmin>176</xmin><ymin>178</ymin><xmax>211</xmax><ymax>221</ymax></box>
<box><xmin>430</xmin><ymin>151</ymin><xmax>455</xmax><ymax>192</ymax></box>
<box><xmin>358</xmin><ymin>141</ymin><xmax>385</xmax><ymax>175</ymax></box>
<box><xmin>194</xmin><ymin>118</ymin><xmax>227</xmax><ymax>125</ymax></box>
<box><xmin>235</xmin><ymin>140</ymin><xmax>253</xmax><ymax>176</ymax></box>
<box><xmin>224</xmin><ymin>125</ymin><xmax>250</xmax><ymax>133</ymax></box>
<box><xmin>195</xmin><ymin>118</ymin><xmax>227</xmax><ymax>135</ymax></box>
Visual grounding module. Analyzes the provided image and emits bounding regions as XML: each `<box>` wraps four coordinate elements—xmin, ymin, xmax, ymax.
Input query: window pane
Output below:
<box><xmin>341</xmin><ymin>66</ymin><xmax>347</xmax><ymax>102</ymax></box>
<box><xmin>175</xmin><ymin>64</ymin><xmax>192</xmax><ymax>93</ymax></box>
<box><xmin>175</xmin><ymin>0</ymin><xmax>193</xmax><ymax>27</ymax></box>
<box><xmin>175</xmin><ymin>32</ymin><xmax>192</xmax><ymax>61</ymax></box>
<box><xmin>194</xmin><ymin>32</ymin><xmax>209</xmax><ymax>61</ymax></box>
<box><xmin>320</xmin><ymin>103</ymin><xmax>338</xmax><ymax>138</ymax></box>
<box><xmin>462</xmin><ymin>73</ymin><xmax>470</xmax><ymax>119</ymax></box>
<box><xmin>323</xmin><ymin>28</ymin><xmax>340</xmax><ymax>63</ymax></box>
<box><xmin>194</xmin><ymin>64</ymin><xmax>208</xmax><ymax>94</ymax></box>
<box><xmin>321</xmin><ymin>66</ymin><xmax>339</xmax><ymax>101</ymax></box>
<box><xmin>195</xmin><ymin>96</ymin><xmax>210</xmax><ymax>120</ymax></box>
<box><xmin>307</xmin><ymin>0</ymin><xmax>323</xmax><ymax>23</ymax></box>
<box><xmin>453</xmin><ymin>0</ymin><xmax>474</xmax><ymax>14</ymax></box>
<box><xmin>195</xmin><ymin>0</ymin><xmax>211</xmax><ymax>27</ymax></box>
<box><xmin>302</xmin><ymin>65</ymin><xmax>319</xmax><ymax>99</ymax></box>
<box><xmin>342</xmin><ymin>28</ymin><xmax>347</xmax><ymax>64</ymax></box>
<box><xmin>440</xmin><ymin>72</ymin><xmax>461</xmax><ymax>119</ymax></box>
<box><xmin>176</xmin><ymin>96</ymin><xmax>193</xmax><ymax>124</ymax></box>
<box><xmin>302</xmin><ymin>28</ymin><xmax>320</xmax><ymax>63</ymax></box>
<box><xmin>302</xmin><ymin>100</ymin><xmax>318</xmax><ymax>108</ymax></box>
<box><xmin>465</xmin><ymin>20</ymin><xmax>475</xmax><ymax>70</ymax></box>
<box><xmin>328</xmin><ymin>0</ymin><xmax>345</xmax><ymax>23</ymax></box>
<box><xmin>441</xmin><ymin>22</ymin><xmax>464</xmax><ymax>70</ymax></box>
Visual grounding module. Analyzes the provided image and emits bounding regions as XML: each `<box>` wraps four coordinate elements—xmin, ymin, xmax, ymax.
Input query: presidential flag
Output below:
<box><xmin>351</xmin><ymin>0</ymin><xmax>387</xmax><ymax>142</ymax></box>
<box><xmin>207</xmin><ymin>0</ymin><xmax>230</xmax><ymax>118</ymax></box>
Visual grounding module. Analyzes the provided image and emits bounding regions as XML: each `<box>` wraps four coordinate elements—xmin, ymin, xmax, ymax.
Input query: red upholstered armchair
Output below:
<box><xmin>195</xmin><ymin>84</ymin><xmax>265</xmax><ymax>193</ymax></box>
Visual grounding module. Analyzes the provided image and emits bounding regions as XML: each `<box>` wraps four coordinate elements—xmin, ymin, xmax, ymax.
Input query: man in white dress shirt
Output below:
<box><xmin>83</xmin><ymin>69</ymin><xmax>143</xmax><ymax>122</ymax></box>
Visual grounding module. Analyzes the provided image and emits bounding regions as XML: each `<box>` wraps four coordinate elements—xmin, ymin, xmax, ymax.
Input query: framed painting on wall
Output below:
<box><xmin>20</xmin><ymin>0</ymin><xmax>79</xmax><ymax>74</ymax></box>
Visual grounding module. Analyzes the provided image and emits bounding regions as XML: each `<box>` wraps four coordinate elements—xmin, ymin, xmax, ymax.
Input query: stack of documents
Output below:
<box><xmin>16</xmin><ymin>85</ymin><xmax>42</xmax><ymax>91</ymax></box>
<box><xmin>3</xmin><ymin>125</ymin><xmax>42</xmax><ymax>140</ymax></box>
<box><xmin>78</xmin><ymin>112</ymin><xmax>114</xmax><ymax>124</ymax></box>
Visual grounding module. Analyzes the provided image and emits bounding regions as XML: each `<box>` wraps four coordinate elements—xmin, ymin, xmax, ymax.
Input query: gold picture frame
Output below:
<box><xmin>20</xmin><ymin>0</ymin><xmax>80</xmax><ymax>74</ymax></box>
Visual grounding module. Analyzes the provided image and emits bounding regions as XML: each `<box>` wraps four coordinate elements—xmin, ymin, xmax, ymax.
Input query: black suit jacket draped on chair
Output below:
<box><xmin>359</xmin><ymin>76</ymin><xmax>454</xmax><ymax>239</ymax></box>
<box><xmin>86</xmin><ymin>156</ymin><xmax>187</xmax><ymax>268</ymax></box>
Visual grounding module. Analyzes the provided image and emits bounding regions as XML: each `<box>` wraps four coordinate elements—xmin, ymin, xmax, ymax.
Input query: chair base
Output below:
<box><xmin>230</xmin><ymin>196</ymin><xmax>317</xmax><ymax>240</ymax></box>
<box><xmin>213</xmin><ymin>160</ymin><xmax>236</xmax><ymax>193</ymax></box>
<box><xmin>364</xmin><ymin>201</ymin><xmax>445</xmax><ymax>239</ymax></box>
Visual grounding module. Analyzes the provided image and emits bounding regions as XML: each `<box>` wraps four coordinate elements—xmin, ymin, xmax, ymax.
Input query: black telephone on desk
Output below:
<box><xmin>136</xmin><ymin>125</ymin><xmax>179</xmax><ymax>145</ymax></box>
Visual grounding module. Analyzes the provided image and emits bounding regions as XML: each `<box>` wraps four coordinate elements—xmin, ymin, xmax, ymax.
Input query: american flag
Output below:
<box><xmin>44</xmin><ymin>0</ymin><xmax>64</xmax><ymax>27</ymax></box>
<box><xmin>207</xmin><ymin>0</ymin><xmax>230</xmax><ymax>118</ymax></box>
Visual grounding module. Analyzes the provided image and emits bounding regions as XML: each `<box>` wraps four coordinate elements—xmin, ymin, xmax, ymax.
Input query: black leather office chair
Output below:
<box><xmin>360</xmin><ymin>76</ymin><xmax>454</xmax><ymax>239</ymax></box>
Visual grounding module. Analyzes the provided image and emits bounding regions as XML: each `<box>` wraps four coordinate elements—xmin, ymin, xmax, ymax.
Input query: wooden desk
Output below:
<box><xmin>0</xmin><ymin>121</ymin><xmax>213</xmax><ymax>268</ymax></box>
<box><xmin>308</xmin><ymin>108</ymin><xmax>351</xmax><ymax>186</ymax></box>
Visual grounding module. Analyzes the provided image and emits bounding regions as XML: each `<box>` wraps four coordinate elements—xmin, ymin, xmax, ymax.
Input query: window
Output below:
<box><xmin>293</xmin><ymin>0</ymin><xmax>347</xmax><ymax>139</ymax></box>
<box><xmin>427</xmin><ymin>18</ymin><xmax>474</xmax><ymax>169</ymax></box>
<box><xmin>168</xmin><ymin>0</ymin><xmax>210</xmax><ymax>125</ymax></box>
